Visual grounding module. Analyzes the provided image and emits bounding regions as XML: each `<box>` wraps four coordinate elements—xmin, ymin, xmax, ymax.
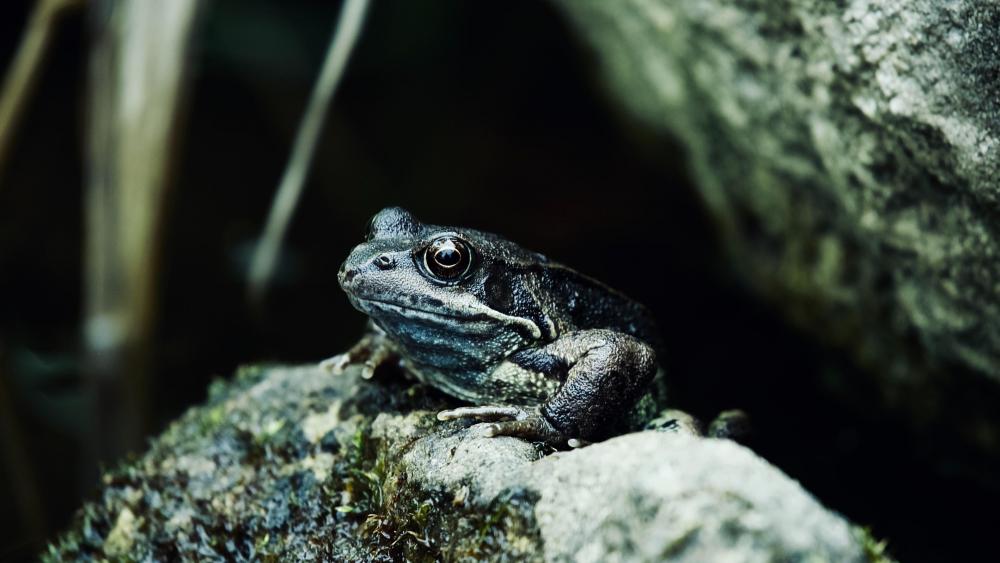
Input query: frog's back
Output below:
<box><xmin>535</xmin><ymin>262</ymin><xmax>663</xmax><ymax>354</ymax></box>
<box><xmin>451</xmin><ymin>227</ymin><xmax>663</xmax><ymax>358</ymax></box>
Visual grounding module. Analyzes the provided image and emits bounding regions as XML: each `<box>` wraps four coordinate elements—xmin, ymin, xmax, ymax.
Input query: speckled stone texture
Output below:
<box><xmin>46</xmin><ymin>365</ymin><xmax>872</xmax><ymax>561</ymax></box>
<box><xmin>553</xmin><ymin>0</ymin><xmax>1000</xmax><ymax>454</ymax></box>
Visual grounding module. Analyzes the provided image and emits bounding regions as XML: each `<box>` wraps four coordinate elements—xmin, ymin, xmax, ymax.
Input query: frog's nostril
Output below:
<box><xmin>342</xmin><ymin>269</ymin><xmax>358</xmax><ymax>283</ymax></box>
<box><xmin>374</xmin><ymin>254</ymin><xmax>395</xmax><ymax>270</ymax></box>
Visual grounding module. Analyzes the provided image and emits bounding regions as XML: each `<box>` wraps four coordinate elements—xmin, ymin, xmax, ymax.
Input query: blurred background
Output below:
<box><xmin>0</xmin><ymin>0</ymin><xmax>995</xmax><ymax>561</ymax></box>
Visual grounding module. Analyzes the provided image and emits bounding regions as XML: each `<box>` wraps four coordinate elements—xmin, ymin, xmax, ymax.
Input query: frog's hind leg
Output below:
<box><xmin>537</xmin><ymin>329</ymin><xmax>657</xmax><ymax>444</ymax></box>
<box><xmin>437</xmin><ymin>329</ymin><xmax>657</xmax><ymax>448</ymax></box>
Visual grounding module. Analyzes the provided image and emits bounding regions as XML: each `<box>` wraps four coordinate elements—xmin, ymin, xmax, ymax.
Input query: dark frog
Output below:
<box><xmin>325</xmin><ymin>207</ymin><xmax>670</xmax><ymax>447</ymax></box>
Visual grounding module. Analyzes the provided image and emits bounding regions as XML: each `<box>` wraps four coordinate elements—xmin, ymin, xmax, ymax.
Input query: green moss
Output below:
<box><xmin>332</xmin><ymin>421</ymin><xmax>543</xmax><ymax>562</ymax></box>
<box><xmin>233</xmin><ymin>363</ymin><xmax>268</xmax><ymax>387</ymax></box>
<box><xmin>44</xmin><ymin>366</ymin><xmax>545</xmax><ymax>561</ymax></box>
<box><xmin>853</xmin><ymin>526</ymin><xmax>896</xmax><ymax>563</ymax></box>
<box><xmin>42</xmin><ymin>494</ymin><xmax>114</xmax><ymax>561</ymax></box>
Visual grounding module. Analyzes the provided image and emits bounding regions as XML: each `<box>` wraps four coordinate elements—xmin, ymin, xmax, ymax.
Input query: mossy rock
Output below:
<box><xmin>46</xmin><ymin>364</ymin><xmax>881</xmax><ymax>561</ymax></box>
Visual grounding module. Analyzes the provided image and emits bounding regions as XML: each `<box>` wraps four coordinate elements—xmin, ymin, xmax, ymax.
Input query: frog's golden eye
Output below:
<box><xmin>424</xmin><ymin>237</ymin><xmax>473</xmax><ymax>281</ymax></box>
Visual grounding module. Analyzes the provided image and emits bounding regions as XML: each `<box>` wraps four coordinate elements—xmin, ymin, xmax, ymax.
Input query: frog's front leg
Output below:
<box><xmin>438</xmin><ymin>329</ymin><xmax>656</xmax><ymax>447</ymax></box>
<box><xmin>319</xmin><ymin>321</ymin><xmax>396</xmax><ymax>379</ymax></box>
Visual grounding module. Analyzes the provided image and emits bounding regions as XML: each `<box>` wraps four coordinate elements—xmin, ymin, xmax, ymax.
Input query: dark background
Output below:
<box><xmin>0</xmin><ymin>1</ymin><xmax>993</xmax><ymax>561</ymax></box>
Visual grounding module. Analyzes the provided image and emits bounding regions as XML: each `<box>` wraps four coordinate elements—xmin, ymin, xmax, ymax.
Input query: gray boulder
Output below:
<box><xmin>46</xmin><ymin>365</ymin><xmax>880</xmax><ymax>561</ymax></box>
<box><xmin>552</xmin><ymin>0</ymin><xmax>1000</xmax><ymax>454</ymax></box>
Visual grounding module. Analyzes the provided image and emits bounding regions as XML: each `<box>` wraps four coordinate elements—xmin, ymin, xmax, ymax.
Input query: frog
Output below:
<box><xmin>324</xmin><ymin>206</ymin><xmax>673</xmax><ymax>448</ymax></box>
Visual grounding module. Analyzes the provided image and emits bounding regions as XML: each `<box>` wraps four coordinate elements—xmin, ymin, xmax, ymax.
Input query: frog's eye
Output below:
<box><xmin>423</xmin><ymin>237</ymin><xmax>473</xmax><ymax>281</ymax></box>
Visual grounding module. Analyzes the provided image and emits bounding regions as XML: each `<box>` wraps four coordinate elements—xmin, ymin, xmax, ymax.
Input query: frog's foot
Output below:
<box><xmin>437</xmin><ymin>406</ymin><xmax>567</xmax><ymax>447</ymax></box>
<box><xmin>319</xmin><ymin>353</ymin><xmax>351</xmax><ymax>374</ymax></box>
<box><xmin>437</xmin><ymin>405</ymin><xmax>526</xmax><ymax>422</ymax></box>
<box><xmin>707</xmin><ymin>409</ymin><xmax>751</xmax><ymax>440</ymax></box>
<box><xmin>319</xmin><ymin>333</ymin><xmax>394</xmax><ymax>379</ymax></box>
<box><xmin>645</xmin><ymin>408</ymin><xmax>705</xmax><ymax>436</ymax></box>
<box><xmin>645</xmin><ymin>408</ymin><xmax>751</xmax><ymax>441</ymax></box>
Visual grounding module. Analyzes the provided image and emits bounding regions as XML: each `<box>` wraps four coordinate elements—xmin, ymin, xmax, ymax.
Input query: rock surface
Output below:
<box><xmin>552</xmin><ymin>0</ymin><xmax>1000</xmax><ymax>453</ymax></box>
<box><xmin>47</xmin><ymin>365</ymin><xmax>879</xmax><ymax>561</ymax></box>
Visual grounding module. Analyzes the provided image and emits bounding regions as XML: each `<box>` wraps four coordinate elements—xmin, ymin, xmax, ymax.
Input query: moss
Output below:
<box><xmin>43</xmin><ymin>495</ymin><xmax>115</xmax><ymax>561</ymax></box>
<box><xmin>40</xmin><ymin>361</ymin><xmax>543</xmax><ymax>561</ymax></box>
<box><xmin>233</xmin><ymin>363</ymin><xmax>268</xmax><ymax>387</ymax></box>
<box><xmin>44</xmin><ymin>363</ymin><xmax>875</xmax><ymax>560</ymax></box>
<box><xmin>40</xmin><ymin>362</ymin><xmax>544</xmax><ymax>561</ymax></box>
<box><xmin>853</xmin><ymin>526</ymin><xmax>896</xmax><ymax>563</ymax></box>
<box><xmin>333</xmin><ymin>421</ymin><xmax>544</xmax><ymax>562</ymax></box>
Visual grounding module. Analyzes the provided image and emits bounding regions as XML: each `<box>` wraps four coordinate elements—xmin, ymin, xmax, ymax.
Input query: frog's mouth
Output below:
<box><xmin>351</xmin><ymin>296</ymin><xmax>469</xmax><ymax>322</ymax></box>
<box><xmin>350</xmin><ymin>296</ymin><xmax>542</xmax><ymax>340</ymax></box>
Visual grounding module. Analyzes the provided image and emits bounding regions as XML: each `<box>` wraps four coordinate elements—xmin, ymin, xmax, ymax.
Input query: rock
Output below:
<box><xmin>550</xmin><ymin>0</ymin><xmax>1000</xmax><ymax>454</ymax></box>
<box><xmin>46</xmin><ymin>365</ymin><xmax>879</xmax><ymax>561</ymax></box>
<box><xmin>529</xmin><ymin>434</ymin><xmax>861</xmax><ymax>562</ymax></box>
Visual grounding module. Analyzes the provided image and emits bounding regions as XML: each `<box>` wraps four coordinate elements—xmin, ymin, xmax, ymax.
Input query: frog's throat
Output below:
<box><xmin>354</xmin><ymin>297</ymin><xmax>543</xmax><ymax>340</ymax></box>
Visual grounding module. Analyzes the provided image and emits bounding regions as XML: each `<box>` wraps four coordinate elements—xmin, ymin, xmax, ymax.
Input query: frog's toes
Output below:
<box><xmin>480</xmin><ymin>415</ymin><xmax>565</xmax><ymax>447</ymax></box>
<box><xmin>360</xmin><ymin>344</ymin><xmax>394</xmax><ymax>379</ymax></box>
<box><xmin>360</xmin><ymin>360</ymin><xmax>378</xmax><ymax>380</ymax></box>
<box><xmin>319</xmin><ymin>353</ymin><xmax>351</xmax><ymax>374</ymax></box>
<box><xmin>438</xmin><ymin>406</ymin><xmax>576</xmax><ymax>447</ymax></box>
<box><xmin>321</xmin><ymin>335</ymin><xmax>397</xmax><ymax>378</ymax></box>
<box><xmin>436</xmin><ymin>405</ymin><xmax>528</xmax><ymax>422</ymax></box>
<box><xmin>645</xmin><ymin>408</ymin><xmax>704</xmax><ymax>436</ymax></box>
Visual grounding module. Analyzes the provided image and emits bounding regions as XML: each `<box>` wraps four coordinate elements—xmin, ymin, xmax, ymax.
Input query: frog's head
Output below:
<box><xmin>339</xmin><ymin>207</ymin><xmax>551</xmax><ymax>364</ymax></box>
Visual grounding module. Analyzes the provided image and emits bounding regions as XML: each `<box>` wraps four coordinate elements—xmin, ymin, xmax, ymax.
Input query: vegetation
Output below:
<box><xmin>43</xmin><ymin>365</ymin><xmax>543</xmax><ymax>562</ymax></box>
